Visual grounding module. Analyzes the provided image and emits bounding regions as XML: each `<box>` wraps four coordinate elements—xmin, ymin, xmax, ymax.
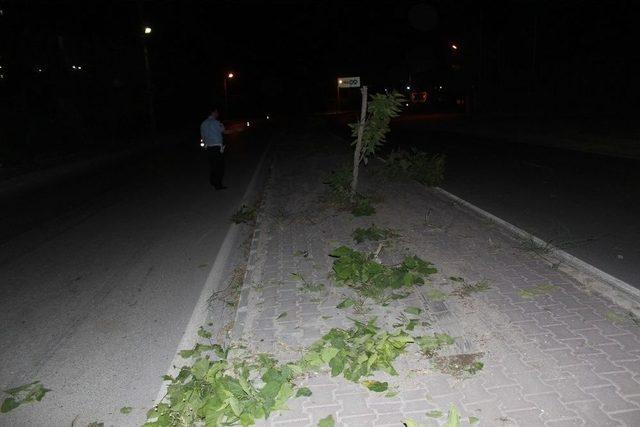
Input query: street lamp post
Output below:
<box><xmin>224</xmin><ymin>72</ymin><xmax>234</xmax><ymax>115</ymax></box>
<box><xmin>141</xmin><ymin>28</ymin><xmax>156</xmax><ymax>141</ymax></box>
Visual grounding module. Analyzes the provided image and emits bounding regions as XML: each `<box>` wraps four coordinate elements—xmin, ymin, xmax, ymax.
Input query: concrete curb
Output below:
<box><xmin>152</xmin><ymin>142</ymin><xmax>272</xmax><ymax>405</ymax></box>
<box><xmin>433</xmin><ymin>186</ymin><xmax>640</xmax><ymax>315</ymax></box>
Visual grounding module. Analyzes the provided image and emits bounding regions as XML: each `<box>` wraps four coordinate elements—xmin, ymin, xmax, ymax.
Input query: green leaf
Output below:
<box><xmin>197</xmin><ymin>326</ymin><xmax>212</xmax><ymax>339</ymax></box>
<box><xmin>1</xmin><ymin>397</ymin><xmax>19</xmax><ymax>413</ymax></box>
<box><xmin>329</xmin><ymin>354</ymin><xmax>345</xmax><ymax>377</ymax></box>
<box><xmin>361</xmin><ymin>380</ymin><xmax>388</xmax><ymax>392</ymax></box>
<box><xmin>318</xmin><ymin>415</ymin><xmax>335</xmax><ymax>427</ymax></box>
<box><xmin>404</xmin><ymin>307</ymin><xmax>422</xmax><ymax>316</ymax></box>
<box><xmin>120</xmin><ymin>406</ymin><xmax>133</xmax><ymax>414</ymax></box>
<box><xmin>274</xmin><ymin>382</ymin><xmax>294</xmax><ymax>410</ymax></box>
<box><xmin>179</xmin><ymin>343</ymin><xmax>215</xmax><ymax>358</ymax></box>
<box><xmin>426</xmin><ymin>410</ymin><xmax>443</xmax><ymax>418</ymax></box>
<box><xmin>469</xmin><ymin>416</ymin><xmax>480</xmax><ymax>424</ymax></box>
<box><xmin>403</xmin><ymin>420</ymin><xmax>420</xmax><ymax>427</ymax></box>
<box><xmin>336</xmin><ymin>298</ymin><xmax>355</xmax><ymax>309</ymax></box>
<box><xmin>277</xmin><ymin>312</ymin><xmax>287</xmax><ymax>320</ymax></box>
<box><xmin>296</xmin><ymin>387</ymin><xmax>312</xmax><ymax>397</ymax></box>
<box><xmin>447</xmin><ymin>404</ymin><xmax>460</xmax><ymax>427</ymax></box>
<box><xmin>1</xmin><ymin>381</ymin><xmax>50</xmax><ymax>413</ymax></box>
<box><xmin>321</xmin><ymin>347</ymin><xmax>339</xmax><ymax>363</ymax></box>
<box><xmin>406</xmin><ymin>319</ymin><xmax>418</xmax><ymax>331</ymax></box>
<box><xmin>228</xmin><ymin>396</ymin><xmax>242</xmax><ymax>417</ymax></box>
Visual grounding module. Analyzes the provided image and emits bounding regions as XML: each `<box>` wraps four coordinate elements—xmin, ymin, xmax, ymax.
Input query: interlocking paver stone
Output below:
<box><xmin>231</xmin><ymin>130</ymin><xmax>640</xmax><ymax>427</ymax></box>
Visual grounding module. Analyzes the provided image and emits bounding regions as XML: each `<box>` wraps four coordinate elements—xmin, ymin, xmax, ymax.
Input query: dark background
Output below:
<box><xmin>1</xmin><ymin>0</ymin><xmax>639</xmax><ymax>169</ymax></box>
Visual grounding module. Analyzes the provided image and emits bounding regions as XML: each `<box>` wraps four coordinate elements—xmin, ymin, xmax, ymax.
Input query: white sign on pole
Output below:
<box><xmin>337</xmin><ymin>77</ymin><xmax>361</xmax><ymax>88</ymax></box>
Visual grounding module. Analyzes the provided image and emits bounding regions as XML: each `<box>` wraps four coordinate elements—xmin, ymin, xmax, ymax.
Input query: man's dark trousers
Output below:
<box><xmin>206</xmin><ymin>146</ymin><xmax>225</xmax><ymax>189</ymax></box>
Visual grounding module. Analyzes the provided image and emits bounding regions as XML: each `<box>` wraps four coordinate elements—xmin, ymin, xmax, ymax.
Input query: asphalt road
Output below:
<box><xmin>391</xmin><ymin>116</ymin><xmax>640</xmax><ymax>287</ymax></box>
<box><xmin>0</xmin><ymin>126</ymin><xmax>269</xmax><ymax>426</ymax></box>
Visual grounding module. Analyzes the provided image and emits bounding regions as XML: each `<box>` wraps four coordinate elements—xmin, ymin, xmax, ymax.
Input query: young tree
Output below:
<box><xmin>349</xmin><ymin>86</ymin><xmax>405</xmax><ymax>199</ymax></box>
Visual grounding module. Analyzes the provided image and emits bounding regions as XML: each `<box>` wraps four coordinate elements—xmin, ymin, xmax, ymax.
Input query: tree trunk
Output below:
<box><xmin>351</xmin><ymin>85</ymin><xmax>368</xmax><ymax>200</ymax></box>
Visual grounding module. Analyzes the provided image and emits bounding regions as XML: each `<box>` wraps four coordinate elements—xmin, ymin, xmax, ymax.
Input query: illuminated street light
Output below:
<box><xmin>338</xmin><ymin>79</ymin><xmax>343</xmax><ymax>85</ymax></box>
<box><xmin>144</xmin><ymin>26</ymin><xmax>152</xmax><ymax>35</ymax></box>
<box><xmin>406</xmin><ymin>85</ymin><xmax>411</xmax><ymax>90</ymax></box>
<box><xmin>451</xmin><ymin>43</ymin><xmax>458</xmax><ymax>51</ymax></box>
<box><xmin>246</xmin><ymin>121</ymin><xmax>251</xmax><ymax>127</ymax></box>
<box><xmin>224</xmin><ymin>72</ymin><xmax>235</xmax><ymax>114</ymax></box>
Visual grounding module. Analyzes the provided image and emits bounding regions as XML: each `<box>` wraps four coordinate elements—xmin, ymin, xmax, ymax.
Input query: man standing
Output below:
<box><xmin>200</xmin><ymin>107</ymin><xmax>232</xmax><ymax>190</ymax></box>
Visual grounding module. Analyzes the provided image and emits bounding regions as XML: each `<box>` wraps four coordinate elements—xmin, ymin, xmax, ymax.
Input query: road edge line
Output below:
<box><xmin>433</xmin><ymin>187</ymin><xmax>640</xmax><ymax>314</ymax></box>
<box><xmin>152</xmin><ymin>142</ymin><xmax>271</xmax><ymax>405</ymax></box>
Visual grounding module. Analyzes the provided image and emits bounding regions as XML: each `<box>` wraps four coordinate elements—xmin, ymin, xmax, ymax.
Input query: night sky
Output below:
<box><xmin>1</xmin><ymin>0</ymin><xmax>639</xmax><ymax>161</ymax></box>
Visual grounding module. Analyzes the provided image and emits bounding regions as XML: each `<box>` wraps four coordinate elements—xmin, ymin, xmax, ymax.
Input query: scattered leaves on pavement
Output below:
<box><xmin>1</xmin><ymin>381</ymin><xmax>50</xmax><ymax>413</ymax></box>
<box><xmin>518</xmin><ymin>283</ymin><xmax>556</xmax><ymax>299</ymax></box>
<box><xmin>433</xmin><ymin>353</ymin><xmax>485</xmax><ymax>377</ymax></box>
<box><xmin>330</xmin><ymin>246</ymin><xmax>437</xmax><ymax>302</ymax></box>
<box><xmin>300</xmin><ymin>318</ymin><xmax>413</xmax><ymax>384</ymax></box>
<box><xmin>361</xmin><ymin>380</ymin><xmax>388</xmax><ymax>392</ymax></box>
<box><xmin>317</xmin><ymin>414</ymin><xmax>335</xmax><ymax>427</ymax></box>
<box><xmin>197</xmin><ymin>327</ymin><xmax>212</xmax><ymax>339</ymax></box>
<box><xmin>404</xmin><ymin>306</ymin><xmax>422</xmax><ymax>315</ymax></box>
<box><xmin>336</xmin><ymin>298</ymin><xmax>356</xmax><ymax>309</ymax></box>
<box><xmin>230</xmin><ymin>205</ymin><xmax>257</xmax><ymax>224</ymax></box>
<box><xmin>415</xmin><ymin>333</ymin><xmax>454</xmax><ymax>357</ymax></box>
<box><xmin>352</xmin><ymin>225</ymin><xmax>397</xmax><ymax>243</ymax></box>
<box><xmin>452</xmin><ymin>280</ymin><xmax>491</xmax><ymax>298</ymax></box>
<box><xmin>295</xmin><ymin>387</ymin><xmax>312</xmax><ymax>397</ymax></box>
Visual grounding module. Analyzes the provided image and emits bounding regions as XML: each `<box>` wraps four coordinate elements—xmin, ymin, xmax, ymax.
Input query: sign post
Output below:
<box><xmin>338</xmin><ymin>77</ymin><xmax>361</xmax><ymax>88</ymax></box>
<box><xmin>336</xmin><ymin>76</ymin><xmax>361</xmax><ymax>112</ymax></box>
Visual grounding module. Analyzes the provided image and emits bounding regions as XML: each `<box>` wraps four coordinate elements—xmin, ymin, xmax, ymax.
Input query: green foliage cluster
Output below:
<box><xmin>301</xmin><ymin>318</ymin><xmax>413</xmax><ymax>384</ymax></box>
<box><xmin>349</xmin><ymin>92</ymin><xmax>406</xmax><ymax>165</ymax></box>
<box><xmin>330</xmin><ymin>246</ymin><xmax>437</xmax><ymax>302</ymax></box>
<box><xmin>352</xmin><ymin>224</ymin><xmax>397</xmax><ymax>244</ymax></box>
<box><xmin>1</xmin><ymin>381</ymin><xmax>50</xmax><ymax>413</ymax></box>
<box><xmin>382</xmin><ymin>148</ymin><xmax>445</xmax><ymax>187</ymax></box>
<box><xmin>145</xmin><ymin>350</ymin><xmax>301</xmax><ymax>427</ymax></box>
<box><xmin>324</xmin><ymin>167</ymin><xmax>375</xmax><ymax>217</ymax></box>
<box><xmin>231</xmin><ymin>205</ymin><xmax>257</xmax><ymax>224</ymax></box>
<box><xmin>148</xmin><ymin>314</ymin><xmax>457</xmax><ymax>426</ymax></box>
